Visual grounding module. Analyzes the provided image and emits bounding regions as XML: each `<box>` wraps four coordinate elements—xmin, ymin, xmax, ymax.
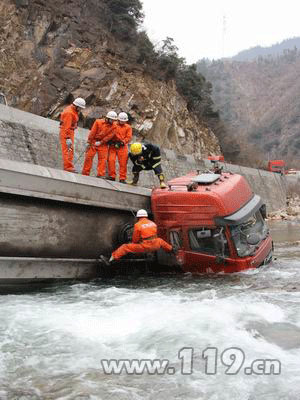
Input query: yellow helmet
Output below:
<box><xmin>130</xmin><ymin>143</ymin><xmax>142</xmax><ymax>155</ymax></box>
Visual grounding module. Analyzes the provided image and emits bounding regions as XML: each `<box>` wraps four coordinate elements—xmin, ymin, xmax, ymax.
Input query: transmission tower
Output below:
<box><xmin>222</xmin><ymin>15</ymin><xmax>227</xmax><ymax>58</ymax></box>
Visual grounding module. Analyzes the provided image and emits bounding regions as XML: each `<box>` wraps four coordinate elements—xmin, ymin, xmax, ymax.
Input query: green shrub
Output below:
<box><xmin>102</xmin><ymin>0</ymin><xmax>144</xmax><ymax>40</ymax></box>
<box><xmin>100</xmin><ymin>2</ymin><xmax>223</xmax><ymax>137</ymax></box>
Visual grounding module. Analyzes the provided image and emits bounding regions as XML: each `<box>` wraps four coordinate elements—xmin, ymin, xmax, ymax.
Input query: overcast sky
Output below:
<box><xmin>141</xmin><ymin>0</ymin><xmax>300</xmax><ymax>63</ymax></box>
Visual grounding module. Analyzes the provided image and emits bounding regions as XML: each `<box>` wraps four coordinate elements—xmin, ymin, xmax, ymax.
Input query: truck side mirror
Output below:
<box><xmin>213</xmin><ymin>229</ymin><xmax>226</xmax><ymax>257</ymax></box>
<box><xmin>260</xmin><ymin>204</ymin><xmax>267</xmax><ymax>219</ymax></box>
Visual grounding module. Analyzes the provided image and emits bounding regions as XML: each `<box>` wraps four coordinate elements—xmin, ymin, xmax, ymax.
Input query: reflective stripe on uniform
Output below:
<box><xmin>152</xmin><ymin>156</ymin><xmax>161</xmax><ymax>160</ymax></box>
<box><xmin>136</xmin><ymin>160</ymin><xmax>146</xmax><ymax>169</ymax></box>
<box><xmin>152</xmin><ymin>161</ymin><xmax>161</xmax><ymax>168</ymax></box>
<box><xmin>143</xmin><ymin>235</ymin><xmax>158</xmax><ymax>241</ymax></box>
<box><xmin>141</xmin><ymin>222</ymin><xmax>156</xmax><ymax>229</ymax></box>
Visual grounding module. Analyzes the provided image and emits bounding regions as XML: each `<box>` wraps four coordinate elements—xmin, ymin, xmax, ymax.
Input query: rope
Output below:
<box><xmin>105</xmin><ymin>144</ymin><xmax>137</xmax><ymax>218</ymax></box>
<box><xmin>73</xmin><ymin>146</ymin><xmax>87</xmax><ymax>166</ymax></box>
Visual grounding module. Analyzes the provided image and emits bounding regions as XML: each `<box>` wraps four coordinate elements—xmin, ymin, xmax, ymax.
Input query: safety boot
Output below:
<box><xmin>126</xmin><ymin>172</ymin><xmax>139</xmax><ymax>186</ymax></box>
<box><xmin>158</xmin><ymin>174</ymin><xmax>167</xmax><ymax>189</ymax></box>
<box><xmin>171</xmin><ymin>246</ymin><xmax>178</xmax><ymax>255</ymax></box>
<box><xmin>98</xmin><ymin>255</ymin><xmax>114</xmax><ymax>266</ymax></box>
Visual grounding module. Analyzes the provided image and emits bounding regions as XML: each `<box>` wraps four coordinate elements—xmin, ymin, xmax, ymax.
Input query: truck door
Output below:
<box><xmin>157</xmin><ymin>229</ymin><xmax>182</xmax><ymax>267</ymax></box>
<box><xmin>169</xmin><ymin>229</ymin><xmax>182</xmax><ymax>251</ymax></box>
<box><xmin>184</xmin><ymin>227</ymin><xmax>230</xmax><ymax>273</ymax></box>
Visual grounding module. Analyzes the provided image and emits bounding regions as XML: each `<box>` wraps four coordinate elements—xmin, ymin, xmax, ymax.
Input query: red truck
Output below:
<box><xmin>151</xmin><ymin>171</ymin><xmax>273</xmax><ymax>274</ymax></box>
<box><xmin>207</xmin><ymin>155</ymin><xmax>225</xmax><ymax>162</ymax></box>
<box><xmin>267</xmin><ymin>160</ymin><xmax>285</xmax><ymax>174</ymax></box>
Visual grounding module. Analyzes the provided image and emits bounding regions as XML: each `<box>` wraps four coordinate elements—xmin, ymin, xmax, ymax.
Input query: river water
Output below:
<box><xmin>0</xmin><ymin>221</ymin><xmax>299</xmax><ymax>400</ymax></box>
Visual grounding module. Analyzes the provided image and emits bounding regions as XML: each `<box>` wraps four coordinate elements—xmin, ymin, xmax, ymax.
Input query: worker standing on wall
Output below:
<box><xmin>82</xmin><ymin>111</ymin><xmax>118</xmax><ymax>177</ymax></box>
<box><xmin>107</xmin><ymin>112</ymin><xmax>132</xmax><ymax>183</ymax></box>
<box><xmin>60</xmin><ymin>97</ymin><xmax>86</xmax><ymax>172</ymax></box>
<box><xmin>99</xmin><ymin>209</ymin><xmax>173</xmax><ymax>265</ymax></box>
<box><xmin>127</xmin><ymin>142</ymin><xmax>167</xmax><ymax>188</ymax></box>
<box><xmin>0</xmin><ymin>92</ymin><xmax>7</xmax><ymax>106</ymax></box>
<box><xmin>210</xmin><ymin>160</ymin><xmax>223</xmax><ymax>174</ymax></box>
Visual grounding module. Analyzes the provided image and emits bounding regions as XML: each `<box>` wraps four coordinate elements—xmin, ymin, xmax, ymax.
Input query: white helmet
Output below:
<box><xmin>136</xmin><ymin>209</ymin><xmax>148</xmax><ymax>218</ymax></box>
<box><xmin>73</xmin><ymin>97</ymin><xmax>86</xmax><ymax>109</ymax></box>
<box><xmin>106</xmin><ymin>111</ymin><xmax>118</xmax><ymax>120</ymax></box>
<box><xmin>118</xmin><ymin>112</ymin><xmax>128</xmax><ymax>122</ymax></box>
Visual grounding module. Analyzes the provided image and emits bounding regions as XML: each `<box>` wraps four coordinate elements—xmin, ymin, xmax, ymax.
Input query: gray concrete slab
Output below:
<box><xmin>0</xmin><ymin>257</ymin><xmax>99</xmax><ymax>288</ymax></box>
<box><xmin>0</xmin><ymin>158</ymin><xmax>151</xmax><ymax>212</ymax></box>
<box><xmin>0</xmin><ymin>104</ymin><xmax>89</xmax><ymax>140</ymax></box>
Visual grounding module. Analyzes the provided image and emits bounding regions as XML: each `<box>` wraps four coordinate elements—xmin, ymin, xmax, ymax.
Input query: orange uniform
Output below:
<box><xmin>60</xmin><ymin>105</ymin><xmax>79</xmax><ymax>172</ymax></box>
<box><xmin>108</xmin><ymin>122</ymin><xmax>132</xmax><ymax>181</ymax></box>
<box><xmin>82</xmin><ymin>119</ymin><xmax>116</xmax><ymax>176</ymax></box>
<box><xmin>112</xmin><ymin>217</ymin><xmax>172</xmax><ymax>260</ymax></box>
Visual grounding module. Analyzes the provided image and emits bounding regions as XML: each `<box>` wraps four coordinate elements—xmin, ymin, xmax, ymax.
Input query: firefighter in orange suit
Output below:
<box><xmin>82</xmin><ymin>111</ymin><xmax>118</xmax><ymax>177</ymax></box>
<box><xmin>99</xmin><ymin>209</ymin><xmax>173</xmax><ymax>265</ymax></box>
<box><xmin>108</xmin><ymin>112</ymin><xmax>132</xmax><ymax>182</ymax></box>
<box><xmin>60</xmin><ymin>97</ymin><xmax>86</xmax><ymax>172</ymax></box>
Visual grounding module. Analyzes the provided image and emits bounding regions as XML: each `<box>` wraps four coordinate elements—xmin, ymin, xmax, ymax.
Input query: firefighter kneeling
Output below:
<box><xmin>127</xmin><ymin>142</ymin><xmax>167</xmax><ymax>189</ymax></box>
<box><xmin>99</xmin><ymin>209</ymin><xmax>174</xmax><ymax>265</ymax></box>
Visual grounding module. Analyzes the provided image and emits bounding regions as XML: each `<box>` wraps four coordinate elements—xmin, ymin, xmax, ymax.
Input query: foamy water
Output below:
<box><xmin>0</xmin><ymin>221</ymin><xmax>299</xmax><ymax>399</ymax></box>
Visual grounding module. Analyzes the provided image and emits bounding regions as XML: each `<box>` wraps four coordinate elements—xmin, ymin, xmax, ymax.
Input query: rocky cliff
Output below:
<box><xmin>0</xmin><ymin>0</ymin><xmax>220</xmax><ymax>158</ymax></box>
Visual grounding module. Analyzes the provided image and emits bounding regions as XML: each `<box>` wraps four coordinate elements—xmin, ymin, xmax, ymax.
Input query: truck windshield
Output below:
<box><xmin>229</xmin><ymin>211</ymin><xmax>268</xmax><ymax>257</ymax></box>
<box><xmin>189</xmin><ymin>227</ymin><xmax>230</xmax><ymax>257</ymax></box>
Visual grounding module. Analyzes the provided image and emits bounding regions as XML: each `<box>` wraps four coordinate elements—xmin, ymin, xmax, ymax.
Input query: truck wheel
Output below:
<box><xmin>117</xmin><ymin>222</ymin><xmax>134</xmax><ymax>245</ymax></box>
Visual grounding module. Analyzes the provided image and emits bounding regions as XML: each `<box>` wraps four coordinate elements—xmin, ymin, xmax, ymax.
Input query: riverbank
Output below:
<box><xmin>268</xmin><ymin>195</ymin><xmax>300</xmax><ymax>221</ymax></box>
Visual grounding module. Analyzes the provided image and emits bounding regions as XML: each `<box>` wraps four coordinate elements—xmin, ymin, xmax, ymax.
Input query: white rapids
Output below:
<box><xmin>0</xmin><ymin>221</ymin><xmax>300</xmax><ymax>400</ymax></box>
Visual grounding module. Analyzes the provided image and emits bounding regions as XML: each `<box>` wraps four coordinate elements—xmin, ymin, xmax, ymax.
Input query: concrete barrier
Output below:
<box><xmin>0</xmin><ymin>104</ymin><xmax>287</xmax><ymax>212</ymax></box>
<box><xmin>286</xmin><ymin>175</ymin><xmax>300</xmax><ymax>195</ymax></box>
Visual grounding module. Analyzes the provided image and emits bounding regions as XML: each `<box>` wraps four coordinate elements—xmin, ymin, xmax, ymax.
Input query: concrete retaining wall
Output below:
<box><xmin>0</xmin><ymin>104</ymin><xmax>287</xmax><ymax>212</ymax></box>
<box><xmin>286</xmin><ymin>175</ymin><xmax>300</xmax><ymax>196</ymax></box>
<box><xmin>0</xmin><ymin>159</ymin><xmax>152</xmax><ymax>258</ymax></box>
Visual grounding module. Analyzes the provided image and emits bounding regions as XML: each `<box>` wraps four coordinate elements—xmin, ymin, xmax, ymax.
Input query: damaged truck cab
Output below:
<box><xmin>151</xmin><ymin>172</ymin><xmax>273</xmax><ymax>274</ymax></box>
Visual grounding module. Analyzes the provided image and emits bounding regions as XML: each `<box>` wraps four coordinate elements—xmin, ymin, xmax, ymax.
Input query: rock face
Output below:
<box><xmin>0</xmin><ymin>0</ymin><xmax>220</xmax><ymax>158</ymax></box>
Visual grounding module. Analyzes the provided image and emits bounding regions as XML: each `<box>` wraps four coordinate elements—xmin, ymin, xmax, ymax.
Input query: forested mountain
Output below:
<box><xmin>197</xmin><ymin>46</ymin><xmax>300</xmax><ymax>167</ymax></box>
<box><xmin>232</xmin><ymin>37</ymin><xmax>300</xmax><ymax>61</ymax></box>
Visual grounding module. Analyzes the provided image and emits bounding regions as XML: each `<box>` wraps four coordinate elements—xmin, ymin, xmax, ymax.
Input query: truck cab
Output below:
<box><xmin>151</xmin><ymin>172</ymin><xmax>273</xmax><ymax>274</ymax></box>
<box><xmin>268</xmin><ymin>160</ymin><xmax>285</xmax><ymax>174</ymax></box>
<box><xmin>207</xmin><ymin>155</ymin><xmax>225</xmax><ymax>162</ymax></box>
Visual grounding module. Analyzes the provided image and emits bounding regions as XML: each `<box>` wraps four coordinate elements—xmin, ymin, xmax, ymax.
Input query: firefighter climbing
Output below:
<box><xmin>99</xmin><ymin>209</ymin><xmax>173</xmax><ymax>265</ymax></box>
